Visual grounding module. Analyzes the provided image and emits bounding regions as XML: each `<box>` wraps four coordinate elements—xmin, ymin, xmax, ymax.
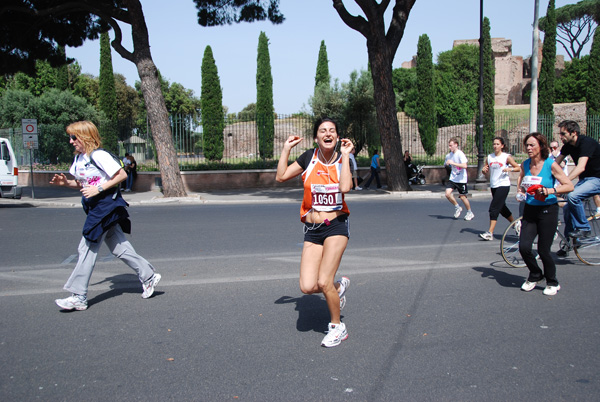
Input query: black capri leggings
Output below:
<box><xmin>519</xmin><ymin>203</ymin><xmax>559</xmax><ymax>286</ymax></box>
<box><xmin>489</xmin><ymin>186</ymin><xmax>512</xmax><ymax>221</ymax></box>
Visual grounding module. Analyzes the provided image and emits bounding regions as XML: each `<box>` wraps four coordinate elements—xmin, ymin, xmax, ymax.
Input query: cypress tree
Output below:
<box><xmin>482</xmin><ymin>17</ymin><xmax>495</xmax><ymax>152</ymax></box>
<box><xmin>587</xmin><ymin>27</ymin><xmax>600</xmax><ymax>137</ymax></box>
<box><xmin>98</xmin><ymin>31</ymin><xmax>119</xmax><ymax>153</ymax></box>
<box><xmin>55</xmin><ymin>46</ymin><xmax>69</xmax><ymax>91</ymax></box>
<box><xmin>416</xmin><ymin>34</ymin><xmax>437</xmax><ymax>156</ymax></box>
<box><xmin>538</xmin><ymin>0</ymin><xmax>556</xmax><ymax>137</ymax></box>
<box><xmin>201</xmin><ymin>45</ymin><xmax>225</xmax><ymax>161</ymax></box>
<box><xmin>256</xmin><ymin>31</ymin><xmax>274</xmax><ymax>159</ymax></box>
<box><xmin>314</xmin><ymin>40</ymin><xmax>330</xmax><ymax>94</ymax></box>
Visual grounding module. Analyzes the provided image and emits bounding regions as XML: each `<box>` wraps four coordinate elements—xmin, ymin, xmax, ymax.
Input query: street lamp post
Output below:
<box><xmin>474</xmin><ymin>0</ymin><xmax>487</xmax><ymax>190</ymax></box>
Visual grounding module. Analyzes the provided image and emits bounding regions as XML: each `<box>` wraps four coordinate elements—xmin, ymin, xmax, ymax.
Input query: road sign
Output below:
<box><xmin>23</xmin><ymin>134</ymin><xmax>39</xmax><ymax>150</ymax></box>
<box><xmin>21</xmin><ymin>118</ymin><xmax>38</xmax><ymax>135</ymax></box>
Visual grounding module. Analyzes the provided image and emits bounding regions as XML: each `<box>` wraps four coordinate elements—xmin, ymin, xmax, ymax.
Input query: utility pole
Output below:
<box><xmin>475</xmin><ymin>0</ymin><xmax>486</xmax><ymax>190</ymax></box>
<box><xmin>530</xmin><ymin>0</ymin><xmax>540</xmax><ymax>133</ymax></box>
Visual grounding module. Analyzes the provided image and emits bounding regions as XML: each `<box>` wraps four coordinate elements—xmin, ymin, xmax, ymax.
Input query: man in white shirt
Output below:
<box><xmin>444</xmin><ymin>137</ymin><xmax>474</xmax><ymax>220</ymax></box>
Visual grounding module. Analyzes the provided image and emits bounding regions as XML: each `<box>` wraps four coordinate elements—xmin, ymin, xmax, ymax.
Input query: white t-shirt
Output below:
<box><xmin>349</xmin><ymin>153</ymin><xmax>357</xmax><ymax>171</ymax></box>
<box><xmin>70</xmin><ymin>150</ymin><xmax>121</xmax><ymax>187</ymax></box>
<box><xmin>487</xmin><ymin>152</ymin><xmax>511</xmax><ymax>188</ymax></box>
<box><xmin>446</xmin><ymin>149</ymin><xmax>468</xmax><ymax>184</ymax></box>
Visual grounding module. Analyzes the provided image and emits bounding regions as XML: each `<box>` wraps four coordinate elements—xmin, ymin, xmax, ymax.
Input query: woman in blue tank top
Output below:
<box><xmin>516</xmin><ymin>133</ymin><xmax>573</xmax><ymax>296</ymax></box>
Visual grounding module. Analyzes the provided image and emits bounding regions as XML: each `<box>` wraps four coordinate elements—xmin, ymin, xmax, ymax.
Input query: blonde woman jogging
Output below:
<box><xmin>276</xmin><ymin>117</ymin><xmax>352</xmax><ymax>348</ymax></box>
<box><xmin>50</xmin><ymin>121</ymin><xmax>160</xmax><ymax>311</ymax></box>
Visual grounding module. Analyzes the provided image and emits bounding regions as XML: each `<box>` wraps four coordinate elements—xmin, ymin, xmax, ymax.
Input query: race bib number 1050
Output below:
<box><xmin>311</xmin><ymin>184</ymin><xmax>343</xmax><ymax>211</ymax></box>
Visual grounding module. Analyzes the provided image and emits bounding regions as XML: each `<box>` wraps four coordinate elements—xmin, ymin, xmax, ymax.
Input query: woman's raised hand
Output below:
<box><xmin>283</xmin><ymin>135</ymin><xmax>302</xmax><ymax>151</ymax></box>
<box><xmin>339</xmin><ymin>138</ymin><xmax>354</xmax><ymax>155</ymax></box>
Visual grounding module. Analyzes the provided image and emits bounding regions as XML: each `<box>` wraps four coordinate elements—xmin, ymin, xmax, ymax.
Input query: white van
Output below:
<box><xmin>0</xmin><ymin>137</ymin><xmax>22</xmax><ymax>199</ymax></box>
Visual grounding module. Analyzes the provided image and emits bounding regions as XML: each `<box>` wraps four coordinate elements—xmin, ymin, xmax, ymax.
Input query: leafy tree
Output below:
<box><xmin>10</xmin><ymin>61</ymin><xmax>60</xmax><ymax>97</ymax></box>
<box><xmin>392</xmin><ymin>67</ymin><xmax>417</xmax><ymax>116</ymax></box>
<box><xmin>333</xmin><ymin>0</ymin><xmax>417</xmax><ymax>191</ymax></box>
<box><xmin>309</xmin><ymin>79</ymin><xmax>346</xmax><ymax>124</ymax></box>
<box><xmin>588</xmin><ymin>27</ymin><xmax>600</xmax><ymax>134</ymax></box>
<box><xmin>201</xmin><ymin>46</ymin><xmax>225</xmax><ymax>161</ymax></box>
<box><xmin>2</xmin><ymin>0</ymin><xmax>284</xmax><ymax>197</ymax></box>
<box><xmin>435</xmin><ymin>44</ymin><xmax>479</xmax><ymax>126</ymax></box>
<box><xmin>416</xmin><ymin>34</ymin><xmax>437</xmax><ymax>156</ymax></box>
<box><xmin>309</xmin><ymin>70</ymin><xmax>378</xmax><ymax>155</ymax></box>
<box><xmin>540</xmin><ymin>0</ymin><xmax>599</xmax><ymax>60</ymax></box>
<box><xmin>555</xmin><ymin>56</ymin><xmax>590</xmax><ymax>103</ymax></box>
<box><xmin>315</xmin><ymin>40</ymin><xmax>331</xmax><ymax>93</ymax></box>
<box><xmin>539</xmin><ymin>0</ymin><xmax>557</xmax><ymax>137</ymax></box>
<box><xmin>114</xmin><ymin>74</ymin><xmax>140</xmax><ymax>124</ymax></box>
<box><xmin>0</xmin><ymin>88</ymin><xmax>100</xmax><ymax>163</ymax></box>
<box><xmin>256</xmin><ymin>31</ymin><xmax>274</xmax><ymax>159</ymax></box>
<box><xmin>98</xmin><ymin>31</ymin><xmax>119</xmax><ymax>152</ymax></box>
<box><xmin>343</xmin><ymin>70</ymin><xmax>379</xmax><ymax>155</ymax></box>
<box><xmin>164</xmin><ymin>82</ymin><xmax>201</xmax><ymax>116</ymax></box>
<box><xmin>238</xmin><ymin>103</ymin><xmax>257</xmax><ymax>121</ymax></box>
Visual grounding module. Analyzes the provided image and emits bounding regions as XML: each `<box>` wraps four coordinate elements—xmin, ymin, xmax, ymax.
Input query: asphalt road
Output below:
<box><xmin>1</xmin><ymin>198</ymin><xmax>599</xmax><ymax>401</ymax></box>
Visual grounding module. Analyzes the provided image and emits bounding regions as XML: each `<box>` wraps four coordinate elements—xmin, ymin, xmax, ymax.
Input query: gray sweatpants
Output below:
<box><xmin>64</xmin><ymin>224</ymin><xmax>155</xmax><ymax>296</ymax></box>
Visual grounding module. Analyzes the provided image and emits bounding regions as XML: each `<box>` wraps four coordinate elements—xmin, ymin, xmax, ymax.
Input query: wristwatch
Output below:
<box><xmin>98</xmin><ymin>185</ymin><xmax>104</xmax><ymax>193</ymax></box>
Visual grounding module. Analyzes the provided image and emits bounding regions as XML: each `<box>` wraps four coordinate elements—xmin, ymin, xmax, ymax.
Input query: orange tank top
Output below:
<box><xmin>299</xmin><ymin>149</ymin><xmax>350</xmax><ymax>221</ymax></box>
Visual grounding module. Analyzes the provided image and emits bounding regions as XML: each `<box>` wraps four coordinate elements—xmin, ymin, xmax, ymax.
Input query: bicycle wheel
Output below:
<box><xmin>574</xmin><ymin>202</ymin><xmax>600</xmax><ymax>265</ymax></box>
<box><xmin>501</xmin><ymin>217</ymin><xmax>527</xmax><ymax>268</ymax></box>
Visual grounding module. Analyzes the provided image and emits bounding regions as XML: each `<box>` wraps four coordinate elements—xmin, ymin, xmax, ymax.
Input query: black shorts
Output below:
<box><xmin>303</xmin><ymin>214</ymin><xmax>349</xmax><ymax>245</ymax></box>
<box><xmin>446</xmin><ymin>180</ymin><xmax>469</xmax><ymax>195</ymax></box>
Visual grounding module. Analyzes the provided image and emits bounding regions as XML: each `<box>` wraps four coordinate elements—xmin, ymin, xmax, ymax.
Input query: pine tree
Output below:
<box><xmin>201</xmin><ymin>45</ymin><xmax>225</xmax><ymax>161</ymax></box>
<box><xmin>314</xmin><ymin>40</ymin><xmax>330</xmax><ymax>94</ymax></box>
<box><xmin>538</xmin><ymin>0</ymin><xmax>556</xmax><ymax>137</ymax></box>
<box><xmin>482</xmin><ymin>17</ymin><xmax>495</xmax><ymax>152</ymax></box>
<box><xmin>256</xmin><ymin>31</ymin><xmax>274</xmax><ymax>159</ymax></box>
<box><xmin>416</xmin><ymin>34</ymin><xmax>437</xmax><ymax>156</ymax></box>
<box><xmin>587</xmin><ymin>27</ymin><xmax>600</xmax><ymax>137</ymax></box>
<box><xmin>98</xmin><ymin>31</ymin><xmax>119</xmax><ymax>153</ymax></box>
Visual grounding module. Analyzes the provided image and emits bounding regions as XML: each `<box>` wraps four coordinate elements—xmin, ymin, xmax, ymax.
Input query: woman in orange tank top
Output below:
<box><xmin>276</xmin><ymin>117</ymin><xmax>353</xmax><ymax>348</ymax></box>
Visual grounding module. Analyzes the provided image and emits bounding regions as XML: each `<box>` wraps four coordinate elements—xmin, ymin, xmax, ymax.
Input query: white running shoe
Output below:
<box><xmin>454</xmin><ymin>206</ymin><xmax>463</xmax><ymax>218</ymax></box>
<box><xmin>142</xmin><ymin>273</ymin><xmax>161</xmax><ymax>299</ymax></box>
<box><xmin>337</xmin><ymin>276</ymin><xmax>350</xmax><ymax>310</ymax></box>
<box><xmin>521</xmin><ymin>280</ymin><xmax>538</xmax><ymax>292</ymax></box>
<box><xmin>355</xmin><ymin>186</ymin><xmax>363</xmax><ymax>190</ymax></box>
<box><xmin>321</xmin><ymin>322</ymin><xmax>348</xmax><ymax>347</ymax></box>
<box><xmin>464</xmin><ymin>211</ymin><xmax>475</xmax><ymax>221</ymax></box>
<box><xmin>479</xmin><ymin>231</ymin><xmax>493</xmax><ymax>241</ymax></box>
<box><xmin>55</xmin><ymin>294</ymin><xmax>88</xmax><ymax>311</ymax></box>
<box><xmin>543</xmin><ymin>285</ymin><xmax>561</xmax><ymax>296</ymax></box>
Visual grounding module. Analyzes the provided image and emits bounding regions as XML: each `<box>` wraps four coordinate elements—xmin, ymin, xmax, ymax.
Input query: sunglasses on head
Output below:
<box><xmin>69</xmin><ymin>135</ymin><xmax>77</xmax><ymax>141</ymax></box>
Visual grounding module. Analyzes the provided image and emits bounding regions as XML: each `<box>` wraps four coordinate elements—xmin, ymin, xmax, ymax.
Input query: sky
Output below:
<box><xmin>66</xmin><ymin>0</ymin><xmax>588</xmax><ymax>115</ymax></box>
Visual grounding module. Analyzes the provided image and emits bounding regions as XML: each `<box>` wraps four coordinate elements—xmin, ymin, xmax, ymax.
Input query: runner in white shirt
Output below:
<box><xmin>479</xmin><ymin>137</ymin><xmax>521</xmax><ymax>240</ymax></box>
<box><xmin>444</xmin><ymin>137</ymin><xmax>474</xmax><ymax>220</ymax></box>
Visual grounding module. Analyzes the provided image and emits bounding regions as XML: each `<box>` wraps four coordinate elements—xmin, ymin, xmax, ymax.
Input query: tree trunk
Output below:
<box><xmin>124</xmin><ymin>0</ymin><xmax>186</xmax><ymax>197</ymax></box>
<box><xmin>367</xmin><ymin>39</ymin><xmax>408</xmax><ymax>191</ymax></box>
<box><xmin>332</xmin><ymin>0</ymin><xmax>413</xmax><ymax>191</ymax></box>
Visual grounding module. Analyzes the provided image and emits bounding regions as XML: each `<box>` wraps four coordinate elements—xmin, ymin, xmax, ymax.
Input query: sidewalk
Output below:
<box><xmin>0</xmin><ymin>183</ymin><xmax>492</xmax><ymax>208</ymax></box>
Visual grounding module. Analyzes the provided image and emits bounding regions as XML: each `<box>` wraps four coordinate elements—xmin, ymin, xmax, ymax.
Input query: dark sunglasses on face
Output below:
<box><xmin>69</xmin><ymin>135</ymin><xmax>77</xmax><ymax>141</ymax></box>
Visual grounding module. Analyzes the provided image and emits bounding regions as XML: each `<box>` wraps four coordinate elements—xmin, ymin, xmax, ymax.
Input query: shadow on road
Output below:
<box><xmin>83</xmin><ymin>273</ymin><xmax>164</xmax><ymax>308</ymax></box>
<box><xmin>472</xmin><ymin>266</ymin><xmax>524</xmax><ymax>288</ymax></box>
<box><xmin>274</xmin><ymin>294</ymin><xmax>340</xmax><ymax>334</ymax></box>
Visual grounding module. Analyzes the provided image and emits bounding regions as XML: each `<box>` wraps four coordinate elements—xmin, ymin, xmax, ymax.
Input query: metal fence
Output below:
<box><xmin>2</xmin><ymin>113</ymin><xmax>597</xmax><ymax>170</ymax></box>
